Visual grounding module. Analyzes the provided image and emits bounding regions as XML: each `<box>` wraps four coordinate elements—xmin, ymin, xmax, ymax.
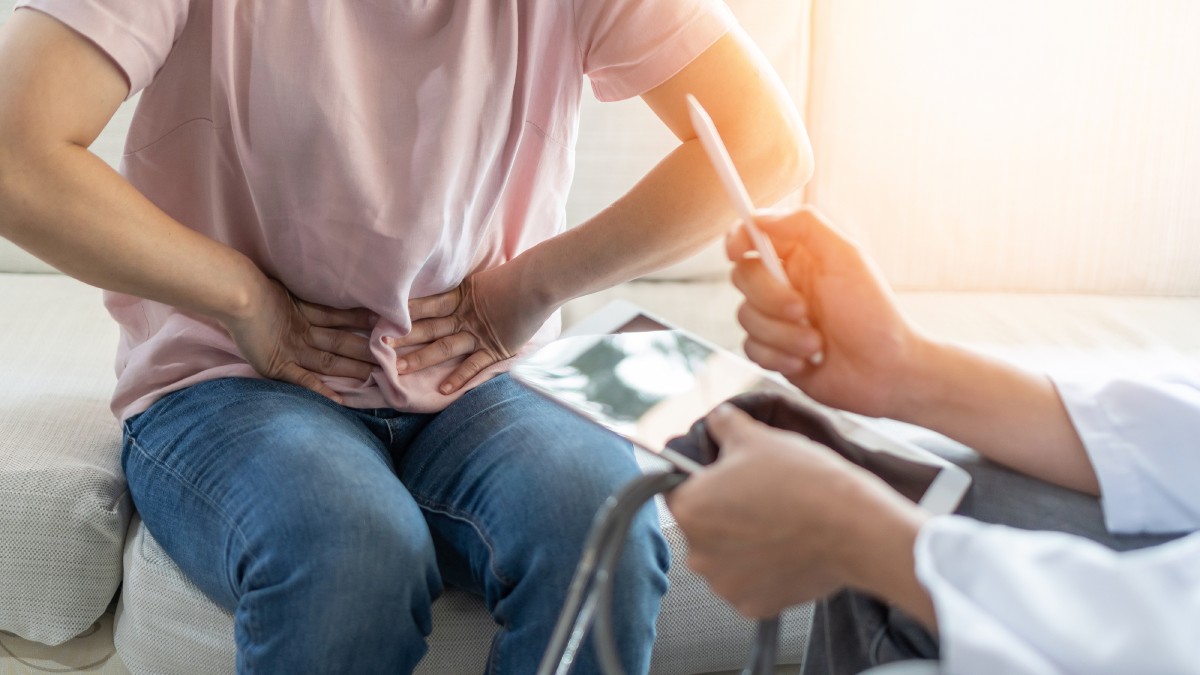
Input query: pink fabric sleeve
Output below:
<box><xmin>15</xmin><ymin>0</ymin><xmax>190</xmax><ymax>96</ymax></box>
<box><xmin>573</xmin><ymin>0</ymin><xmax>737</xmax><ymax>102</ymax></box>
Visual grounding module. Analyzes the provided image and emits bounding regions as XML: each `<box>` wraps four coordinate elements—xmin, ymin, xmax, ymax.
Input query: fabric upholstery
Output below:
<box><xmin>0</xmin><ymin>275</ymin><xmax>127</xmax><ymax>645</ymax></box>
<box><xmin>804</xmin><ymin>0</ymin><xmax>1200</xmax><ymax>294</ymax></box>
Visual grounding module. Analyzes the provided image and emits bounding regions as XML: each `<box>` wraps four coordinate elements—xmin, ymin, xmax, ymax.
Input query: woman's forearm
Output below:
<box><xmin>511</xmin><ymin>132</ymin><xmax>803</xmax><ymax>311</ymax></box>
<box><xmin>0</xmin><ymin>143</ymin><xmax>267</xmax><ymax>325</ymax></box>
<box><xmin>895</xmin><ymin>337</ymin><xmax>1100</xmax><ymax>496</ymax></box>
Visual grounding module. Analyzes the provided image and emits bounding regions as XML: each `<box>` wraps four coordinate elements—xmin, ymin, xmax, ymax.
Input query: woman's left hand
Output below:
<box><xmin>386</xmin><ymin>263</ymin><xmax>552</xmax><ymax>394</ymax></box>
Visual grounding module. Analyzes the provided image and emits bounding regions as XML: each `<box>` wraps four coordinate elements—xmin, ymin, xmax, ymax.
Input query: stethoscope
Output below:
<box><xmin>536</xmin><ymin>470</ymin><xmax>781</xmax><ymax>675</ymax></box>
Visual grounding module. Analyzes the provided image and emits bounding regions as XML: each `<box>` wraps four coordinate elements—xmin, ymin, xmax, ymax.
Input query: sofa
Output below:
<box><xmin>4</xmin><ymin>0</ymin><xmax>1200</xmax><ymax>673</ymax></box>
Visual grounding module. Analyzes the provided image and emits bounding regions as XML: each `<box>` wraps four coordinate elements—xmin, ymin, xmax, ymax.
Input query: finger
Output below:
<box><xmin>438</xmin><ymin>350</ymin><xmax>497</xmax><ymax>395</ymax></box>
<box><xmin>725</xmin><ymin>223</ymin><xmax>754</xmax><ymax>261</ymax></box>
<box><xmin>731</xmin><ymin>260</ymin><xmax>808</xmax><ymax>321</ymax></box>
<box><xmin>298</xmin><ymin>346</ymin><xmax>377</xmax><ymax>381</ymax></box>
<box><xmin>704</xmin><ymin>402</ymin><xmax>768</xmax><ymax>452</ymax></box>
<box><xmin>277</xmin><ymin>362</ymin><xmax>344</xmax><ymax>404</ymax></box>
<box><xmin>384</xmin><ymin>315</ymin><xmax>461</xmax><ymax>348</ymax></box>
<box><xmin>737</xmin><ymin>303</ymin><xmax>824</xmax><ymax>361</ymax></box>
<box><xmin>307</xmin><ymin>327</ymin><xmax>375</xmax><ymax>363</ymax></box>
<box><xmin>756</xmin><ymin>206</ymin><xmax>859</xmax><ymax>264</ymax></box>
<box><xmin>408</xmin><ymin>289</ymin><xmax>461</xmax><ymax>321</ymax></box>
<box><xmin>297</xmin><ymin>302</ymin><xmax>378</xmax><ymax>330</ymax></box>
<box><xmin>396</xmin><ymin>332</ymin><xmax>476</xmax><ymax>373</ymax></box>
<box><xmin>743</xmin><ymin>338</ymin><xmax>808</xmax><ymax>379</ymax></box>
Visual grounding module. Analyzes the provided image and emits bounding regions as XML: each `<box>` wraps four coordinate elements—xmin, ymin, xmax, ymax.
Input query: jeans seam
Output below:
<box><xmin>124</xmin><ymin>427</ymin><xmax>259</xmax><ymax>603</ymax></box>
<box><xmin>413</xmin><ymin>498</ymin><xmax>517</xmax><ymax>588</ymax></box>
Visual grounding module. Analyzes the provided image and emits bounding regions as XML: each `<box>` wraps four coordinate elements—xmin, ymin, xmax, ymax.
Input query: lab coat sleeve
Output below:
<box><xmin>915</xmin><ymin>515</ymin><xmax>1200</xmax><ymax>675</ymax></box>
<box><xmin>1053</xmin><ymin>373</ymin><xmax>1200</xmax><ymax>534</ymax></box>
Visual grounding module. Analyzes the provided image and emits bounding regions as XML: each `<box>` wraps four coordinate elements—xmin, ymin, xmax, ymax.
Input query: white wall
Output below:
<box><xmin>805</xmin><ymin>0</ymin><xmax>1200</xmax><ymax>294</ymax></box>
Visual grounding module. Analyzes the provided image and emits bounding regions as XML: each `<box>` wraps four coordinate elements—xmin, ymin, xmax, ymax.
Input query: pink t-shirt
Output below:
<box><xmin>17</xmin><ymin>0</ymin><xmax>735</xmax><ymax>420</ymax></box>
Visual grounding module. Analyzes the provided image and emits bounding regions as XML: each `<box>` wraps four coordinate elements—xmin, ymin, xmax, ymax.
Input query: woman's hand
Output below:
<box><xmin>219</xmin><ymin>278</ymin><xmax>378</xmax><ymax>404</ymax></box>
<box><xmin>728</xmin><ymin>207</ymin><xmax>929</xmax><ymax>419</ymax></box>
<box><xmin>387</xmin><ymin>263</ymin><xmax>553</xmax><ymax>394</ymax></box>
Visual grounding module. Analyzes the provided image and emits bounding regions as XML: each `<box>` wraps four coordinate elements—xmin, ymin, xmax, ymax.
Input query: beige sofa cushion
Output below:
<box><xmin>805</xmin><ymin>0</ymin><xmax>1200</xmax><ymax>294</ymax></box>
<box><xmin>0</xmin><ymin>275</ymin><xmax>127</xmax><ymax>645</ymax></box>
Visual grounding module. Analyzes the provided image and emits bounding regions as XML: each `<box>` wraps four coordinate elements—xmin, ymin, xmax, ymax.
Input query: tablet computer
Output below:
<box><xmin>511</xmin><ymin>301</ymin><xmax>971</xmax><ymax>514</ymax></box>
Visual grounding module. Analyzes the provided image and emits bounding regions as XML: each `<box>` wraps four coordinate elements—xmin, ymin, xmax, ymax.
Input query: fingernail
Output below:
<box><xmin>383</xmin><ymin>336</ymin><xmax>396</xmax><ymax>347</ymax></box>
<box><xmin>395</xmin><ymin>358</ymin><xmax>407</xmax><ymax>371</ymax></box>
<box><xmin>785</xmin><ymin>303</ymin><xmax>807</xmax><ymax>320</ymax></box>
<box><xmin>712</xmin><ymin>403</ymin><xmax>735</xmax><ymax>418</ymax></box>
<box><xmin>439</xmin><ymin>383</ymin><xmax>453</xmax><ymax>395</ymax></box>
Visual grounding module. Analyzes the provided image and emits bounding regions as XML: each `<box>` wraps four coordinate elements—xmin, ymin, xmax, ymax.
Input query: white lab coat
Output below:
<box><xmin>914</xmin><ymin>375</ymin><xmax>1200</xmax><ymax>675</ymax></box>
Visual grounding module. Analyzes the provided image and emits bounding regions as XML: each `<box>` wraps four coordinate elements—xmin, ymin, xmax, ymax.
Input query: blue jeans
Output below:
<box><xmin>121</xmin><ymin>375</ymin><xmax>670</xmax><ymax>674</ymax></box>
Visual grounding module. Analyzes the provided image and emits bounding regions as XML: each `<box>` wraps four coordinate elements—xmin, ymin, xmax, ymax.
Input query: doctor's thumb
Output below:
<box><xmin>705</xmin><ymin>403</ymin><xmax>761</xmax><ymax>454</ymax></box>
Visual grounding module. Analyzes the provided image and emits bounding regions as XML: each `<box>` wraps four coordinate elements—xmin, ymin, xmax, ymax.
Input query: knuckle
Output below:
<box><xmin>330</xmin><ymin>331</ymin><xmax>348</xmax><ymax>352</ymax></box>
<box><xmin>424</xmin><ymin>319</ymin><xmax>441</xmax><ymax>339</ymax></box>
<box><xmin>319</xmin><ymin>351</ymin><xmax>337</xmax><ymax>370</ymax></box>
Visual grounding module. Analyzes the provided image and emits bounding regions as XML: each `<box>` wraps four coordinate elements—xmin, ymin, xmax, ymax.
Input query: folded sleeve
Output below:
<box><xmin>916</xmin><ymin>515</ymin><xmax>1200</xmax><ymax>675</ymax></box>
<box><xmin>572</xmin><ymin>0</ymin><xmax>737</xmax><ymax>101</ymax></box>
<box><xmin>16</xmin><ymin>0</ymin><xmax>190</xmax><ymax>96</ymax></box>
<box><xmin>1053</xmin><ymin>373</ymin><xmax>1200</xmax><ymax>534</ymax></box>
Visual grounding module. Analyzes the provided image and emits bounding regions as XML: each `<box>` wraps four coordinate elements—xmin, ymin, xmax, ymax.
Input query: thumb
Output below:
<box><xmin>705</xmin><ymin>403</ymin><xmax>765</xmax><ymax>456</ymax></box>
<box><xmin>756</xmin><ymin>206</ymin><xmax>859</xmax><ymax>265</ymax></box>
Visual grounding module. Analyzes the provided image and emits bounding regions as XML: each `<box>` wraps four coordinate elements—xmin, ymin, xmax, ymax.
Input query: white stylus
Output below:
<box><xmin>687</xmin><ymin>94</ymin><xmax>824</xmax><ymax>365</ymax></box>
<box><xmin>686</xmin><ymin>94</ymin><xmax>789</xmax><ymax>285</ymax></box>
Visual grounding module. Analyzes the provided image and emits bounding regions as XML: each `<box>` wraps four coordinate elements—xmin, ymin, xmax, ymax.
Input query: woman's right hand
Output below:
<box><xmin>219</xmin><ymin>278</ymin><xmax>379</xmax><ymax>404</ymax></box>
<box><xmin>727</xmin><ymin>207</ymin><xmax>930</xmax><ymax>419</ymax></box>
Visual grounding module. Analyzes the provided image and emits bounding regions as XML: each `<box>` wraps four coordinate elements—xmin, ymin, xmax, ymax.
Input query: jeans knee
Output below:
<box><xmin>241</xmin><ymin>493</ymin><xmax>441</xmax><ymax>626</ymax></box>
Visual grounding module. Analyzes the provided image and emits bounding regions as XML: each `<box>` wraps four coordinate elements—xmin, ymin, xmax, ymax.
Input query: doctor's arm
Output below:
<box><xmin>396</xmin><ymin>28</ymin><xmax>812</xmax><ymax>393</ymax></box>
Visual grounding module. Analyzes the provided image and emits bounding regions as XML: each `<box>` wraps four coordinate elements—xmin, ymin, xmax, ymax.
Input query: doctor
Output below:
<box><xmin>667</xmin><ymin>207</ymin><xmax>1199</xmax><ymax>674</ymax></box>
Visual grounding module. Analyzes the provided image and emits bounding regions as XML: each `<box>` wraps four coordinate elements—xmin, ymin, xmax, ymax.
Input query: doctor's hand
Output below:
<box><xmin>666</xmin><ymin>403</ymin><xmax>929</xmax><ymax>620</ymax></box>
<box><xmin>728</xmin><ymin>207</ymin><xmax>927</xmax><ymax>419</ymax></box>
<box><xmin>389</xmin><ymin>263</ymin><xmax>551</xmax><ymax>394</ymax></box>
<box><xmin>220</xmin><ymin>278</ymin><xmax>379</xmax><ymax>404</ymax></box>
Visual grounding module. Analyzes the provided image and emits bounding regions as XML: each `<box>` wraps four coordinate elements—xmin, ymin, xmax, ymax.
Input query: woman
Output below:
<box><xmin>0</xmin><ymin>1</ymin><xmax>811</xmax><ymax>672</ymax></box>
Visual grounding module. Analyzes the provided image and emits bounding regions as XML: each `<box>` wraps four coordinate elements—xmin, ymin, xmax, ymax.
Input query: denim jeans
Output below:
<box><xmin>121</xmin><ymin>375</ymin><xmax>670</xmax><ymax>674</ymax></box>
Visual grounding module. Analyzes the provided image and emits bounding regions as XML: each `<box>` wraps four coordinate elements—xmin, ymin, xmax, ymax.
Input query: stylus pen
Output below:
<box><xmin>687</xmin><ymin>95</ymin><xmax>824</xmax><ymax>365</ymax></box>
<box><xmin>685</xmin><ymin>95</ymin><xmax>790</xmax><ymax>286</ymax></box>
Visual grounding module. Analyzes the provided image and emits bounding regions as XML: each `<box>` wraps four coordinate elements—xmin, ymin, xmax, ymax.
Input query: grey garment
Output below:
<box><xmin>802</xmin><ymin>441</ymin><xmax>1187</xmax><ymax>675</ymax></box>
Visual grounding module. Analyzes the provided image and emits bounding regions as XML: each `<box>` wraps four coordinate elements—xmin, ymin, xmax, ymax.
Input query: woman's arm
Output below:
<box><xmin>0</xmin><ymin>10</ymin><xmax>376</xmax><ymax>401</ymax></box>
<box><xmin>518</xmin><ymin>27</ymin><xmax>811</xmax><ymax>305</ymax></box>
<box><xmin>396</xmin><ymin>28</ymin><xmax>813</xmax><ymax>393</ymax></box>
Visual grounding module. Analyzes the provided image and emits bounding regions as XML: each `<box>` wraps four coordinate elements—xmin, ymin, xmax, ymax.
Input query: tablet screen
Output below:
<box><xmin>514</xmin><ymin>324</ymin><xmax>789</xmax><ymax>459</ymax></box>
